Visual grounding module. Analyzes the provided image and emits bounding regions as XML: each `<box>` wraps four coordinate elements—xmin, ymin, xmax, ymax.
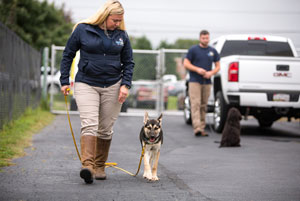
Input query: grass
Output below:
<box><xmin>167</xmin><ymin>96</ymin><xmax>178</xmax><ymax>110</ymax></box>
<box><xmin>53</xmin><ymin>94</ymin><xmax>70</xmax><ymax>110</ymax></box>
<box><xmin>0</xmin><ymin>107</ymin><xmax>55</xmax><ymax>168</ymax></box>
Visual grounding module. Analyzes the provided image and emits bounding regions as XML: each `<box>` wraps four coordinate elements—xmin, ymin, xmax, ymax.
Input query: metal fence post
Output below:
<box><xmin>156</xmin><ymin>49</ymin><xmax>165</xmax><ymax>115</ymax></box>
<box><xmin>161</xmin><ymin>49</ymin><xmax>166</xmax><ymax>112</ymax></box>
<box><xmin>50</xmin><ymin>44</ymin><xmax>56</xmax><ymax>112</ymax></box>
<box><xmin>155</xmin><ymin>51</ymin><xmax>160</xmax><ymax>114</ymax></box>
<box><xmin>42</xmin><ymin>47</ymin><xmax>49</xmax><ymax>101</ymax></box>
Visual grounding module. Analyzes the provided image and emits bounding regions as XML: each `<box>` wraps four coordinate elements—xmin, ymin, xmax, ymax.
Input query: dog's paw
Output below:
<box><xmin>143</xmin><ymin>172</ymin><xmax>152</xmax><ymax>180</ymax></box>
<box><xmin>151</xmin><ymin>175</ymin><xmax>159</xmax><ymax>181</ymax></box>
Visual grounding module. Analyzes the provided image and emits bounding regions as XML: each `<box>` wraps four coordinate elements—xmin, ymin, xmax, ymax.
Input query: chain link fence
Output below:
<box><xmin>0</xmin><ymin>22</ymin><xmax>41</xmax><ymax>129</ymax></box>
<box><xmin>46</xmin><ymin>45</ymin><xmax>300</xmax><ymax>117</ymax></box>
<box><xmin>50</xmin><ymin>45</ymin><xmax>188</xmax><ymax>116</ymax></box>
<box><xmin>162</xmin><ymin>49</ymin><xmax>188</xmax><ymax>112</ymax></box>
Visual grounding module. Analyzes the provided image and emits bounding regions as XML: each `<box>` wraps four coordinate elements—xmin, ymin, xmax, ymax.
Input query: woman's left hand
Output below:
<box><xmin>118</xmin><ymin>85</ymin><xmax>129</xmax><ymax>103</ymax></box>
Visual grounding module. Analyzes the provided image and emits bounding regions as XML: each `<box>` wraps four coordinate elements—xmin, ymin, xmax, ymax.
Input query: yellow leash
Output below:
<box><xmin>64</xmin><ymin>94</ymin><xmax>144</xmax><ymax>177</ymax></box>
<box><xmin>105</xmin><ymin>146</ymin><xmax>145</xmax><ymax>177</ymax></box>
<box><xmin>64</xmin><ymin>95</ymin><xmax>81</xmax><ymax>161</ymax></box>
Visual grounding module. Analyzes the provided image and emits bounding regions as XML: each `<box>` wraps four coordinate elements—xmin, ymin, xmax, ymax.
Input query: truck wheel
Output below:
<box><xmin>120</xmin><ymin>101</ymin><xmax>128</xmax><ymax>112</ymax></box>
<box><xmin>47</xmin><ymin>84</ymin><xmax>60</xmax><ymax>94</ymax></box>
<box><xmin>70</xmin><ymin>97</ymin><xmax>78</xmax><ymax>111</ymax></box>
<box><xmin>183</xmin><ymin>96</ymin><xmax>192</xmax><ymax>125</ymax></box>
<box><xmin>213</xmin><ymin>91</ymin><xmax>229</xmax><ymax>133</ymax></box>
<box><xmin>164</xmin><ymin>102</ymin><xmax>168</xmax><ymax>110</ymax></box>
<box><xmin>257</xmin><ymin>118</ymin><xmax>274</xmax><ymax>128</ymax></box>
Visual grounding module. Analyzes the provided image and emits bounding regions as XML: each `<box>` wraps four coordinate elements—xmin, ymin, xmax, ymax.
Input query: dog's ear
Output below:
<box><xmin>157</xmin><ymin>113</ymin><xmax>163</xmax><ymax>125</ymax></box>
<box><xmin>144</xmin><ymin>111</ymin><xmax>149</xmax><ymax>124</ymax></box>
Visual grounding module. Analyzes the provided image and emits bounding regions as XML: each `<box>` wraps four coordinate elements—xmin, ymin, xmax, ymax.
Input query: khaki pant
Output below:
<box><xmin>74</xmin><ymin>81</ymin><xmax>122</xmax><ymax>140</ymax></box>
<box><xmin>188</xmin><ymin>82</ymin><xmax>211</xmax><ymax>133</ymax></box>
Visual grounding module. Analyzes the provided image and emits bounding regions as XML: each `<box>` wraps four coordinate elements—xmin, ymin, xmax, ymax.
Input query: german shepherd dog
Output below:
<box><xmin>140</xmin><ymin>112</ymin><xmax>163</xmax><ymax>181</ymax></box>
<box><xmin>220</xmin><ymin>107</ymin><xmax>242</xmax><ymax>148</ymax></box>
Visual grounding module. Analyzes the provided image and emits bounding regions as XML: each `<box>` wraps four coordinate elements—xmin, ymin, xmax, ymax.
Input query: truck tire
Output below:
<box><xmin>164</xmin><ymin>102</ymin><xmax>168</xmax><ymax>110</ymax></box>
<box><xmin>70</xmin><ymin>97</ymin><xmax>78</xmax><ymax>111</ymax></box>
<box><xmin>213</xmin><ymin>91</ymin><xmax>229</xmax><ymax>133</ymax></box>
<box><xmin>257</xmin><ymin>118</ymin><xmax>274</xmax><ymax>128</ymax></box>
<box><xmin>47</xmin><ymin>84</ymin><xmax>60</xmax><ymax>94</ymax></box>
<box><xmin>120</xmin><ymin>101</ymin><xmax>128</xmax><ymax>112</ymax></box>
<box><xmin>183</xmin><ymin>96</ymin><xmax>192</xmax><ymax>125</ymax></box>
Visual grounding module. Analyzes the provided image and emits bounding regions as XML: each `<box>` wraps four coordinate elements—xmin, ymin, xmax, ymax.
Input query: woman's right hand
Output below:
<box><xmin>61</xmin><ymin>85</ymin><xmax>70</xmax><ymax>96</ymax></box>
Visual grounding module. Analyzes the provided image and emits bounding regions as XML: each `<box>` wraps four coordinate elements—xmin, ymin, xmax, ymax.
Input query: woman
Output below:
<box><xmin>60</xmin><ymin>0</ymin><xmax>134</xmax><ymax>184</ymax></box>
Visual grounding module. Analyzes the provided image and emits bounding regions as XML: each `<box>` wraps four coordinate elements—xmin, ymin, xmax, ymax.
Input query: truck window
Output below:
<box><xmin>220</xmin><ymin>40</ymin><xmax>294</xmax><ymax>58</ymax></box>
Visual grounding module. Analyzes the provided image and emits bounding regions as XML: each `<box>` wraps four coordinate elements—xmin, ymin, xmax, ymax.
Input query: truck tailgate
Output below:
<box><xmin>238</xmin><ymin>56</ymin><xmax>300</xmax><ymax>88</ymax></box>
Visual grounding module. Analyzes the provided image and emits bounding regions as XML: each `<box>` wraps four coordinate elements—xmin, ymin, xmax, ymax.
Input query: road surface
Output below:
<box><xmin>0</xmin><ymin>114</ymin><xmax>299</xmax><ymax>201</ymax></box>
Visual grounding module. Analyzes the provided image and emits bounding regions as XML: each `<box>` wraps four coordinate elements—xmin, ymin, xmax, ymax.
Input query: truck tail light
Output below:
<box><xmin>228</xmin><ymin>62</ymin><xmax>239</xmax><ymax>82</ymax></box>
<box><xmin>248</xmin><ymin>36</ymin><xmax>267</xmax><ymax>41</ymax></box>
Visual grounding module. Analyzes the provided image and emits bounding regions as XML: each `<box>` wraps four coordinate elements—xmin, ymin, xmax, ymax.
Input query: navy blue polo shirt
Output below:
<box><xmin>186</xmin><ymin>45</ymin><xmax>220</xmax><ymax>84</ymax></box>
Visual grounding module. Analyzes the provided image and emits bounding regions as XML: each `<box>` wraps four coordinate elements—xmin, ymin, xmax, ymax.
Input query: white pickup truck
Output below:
<box><xmin>208</xmin><ymin>35</ymin><xmax>300</xmax><ymax>132</ymax></box>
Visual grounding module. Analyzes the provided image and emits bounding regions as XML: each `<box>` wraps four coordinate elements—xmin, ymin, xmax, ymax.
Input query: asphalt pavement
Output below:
<box><xmin>0</xmin><ymin>114</ymin><xmax>300</xmax><ymax>201</ymax></box>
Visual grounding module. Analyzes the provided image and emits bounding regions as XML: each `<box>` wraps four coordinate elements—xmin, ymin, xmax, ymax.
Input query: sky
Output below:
<box><xmin>45</xmin><ymin>0</ymin><xmax>300</xmax><ymax>49</ymax></box>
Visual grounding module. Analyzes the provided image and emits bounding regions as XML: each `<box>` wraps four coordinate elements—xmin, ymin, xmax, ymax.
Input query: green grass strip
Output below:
<box><xmin>167</xmin><ymin>96</ymin><xmax>178</xmax><ymax>110</ymax></box>
<box><xmin>0</xmin><ymin>107</ymin><xmax>55</xmax><ymax>168</ymax></box>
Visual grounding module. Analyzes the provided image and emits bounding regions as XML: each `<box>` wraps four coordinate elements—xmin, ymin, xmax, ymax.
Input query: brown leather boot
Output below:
<box><xmin>80</xmin><ymin>135</ymin><xmax>96</xmax><ymax>184</ymax></box>
<box><xmin>94</xmin><ymin>138</ymin><xmax>111</xmax><ymax>180</ymax></box>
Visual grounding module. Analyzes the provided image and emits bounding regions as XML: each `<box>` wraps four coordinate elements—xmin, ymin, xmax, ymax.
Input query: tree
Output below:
<box><xmin>0</xmin><ymin>0</ymin><xmax>73</xmax><ymax>50</ymax></box>
<box><xmin>157</xmin><ymin>38</ymin><xmax>199</xmax><ymax>49</ymax></box>
<box><xmin>157</xmin><ymin>39</ymin><xmax>198</xmax><ymax>79</ymax></box>
<box><xmin>130</xmin><ymin>35</ymin><xmax>152</xmax><ymax>50</ymax></box>
<box><xmin>173</xmin><ymin>39</ymin><xmax>199</xmax><ymax>49</ymax></box>
<box><xmin>157</xmin><ymin>40</ymin><xmax>173</xmax><ymax>49</ymax></box>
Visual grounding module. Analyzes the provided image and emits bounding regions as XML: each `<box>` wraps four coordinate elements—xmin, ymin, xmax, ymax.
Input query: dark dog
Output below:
<box><xmin>220</xmin><ymin>107</ymin><xmax>242</xmax><ymax>147</ymax></box>
<box><xmin>140</xmin><ymin>112</ymin><xmax>163</xmax><ymax>181</ymax></box>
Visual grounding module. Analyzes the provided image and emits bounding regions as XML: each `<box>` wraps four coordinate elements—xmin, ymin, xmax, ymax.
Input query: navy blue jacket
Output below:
<box><xmin>60</xmin><ymin>23</ymin><xmax>134</xmax><ymax>88</ymax></box>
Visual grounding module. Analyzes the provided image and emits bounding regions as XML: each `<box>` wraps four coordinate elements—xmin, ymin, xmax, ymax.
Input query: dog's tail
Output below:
<box><xmin>214</xmin><ymin>140</ymin><xmax>223</xmax><ymax>148</ymax></box>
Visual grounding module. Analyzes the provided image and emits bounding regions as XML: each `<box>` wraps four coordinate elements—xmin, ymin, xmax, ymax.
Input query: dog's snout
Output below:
<box><xmin>150</xmin><ymin>131</ymin><xmax>156</xmax><ymax>137</ymax></box>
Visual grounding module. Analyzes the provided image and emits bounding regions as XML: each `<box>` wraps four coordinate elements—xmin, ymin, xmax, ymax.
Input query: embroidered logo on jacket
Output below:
<box><xmin>116</xmin><ymin>38</ymin><xmax>124</xmax><ymax>46</ymax></box>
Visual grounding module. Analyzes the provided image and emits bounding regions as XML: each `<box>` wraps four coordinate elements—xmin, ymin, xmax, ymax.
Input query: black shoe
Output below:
<box><xmin>201</xmin><ymin>131</ymin><xmax>209</xmax><ymax>136</ymax></box>
<box><xmin>194</xmin><ymin>131</ymin><xmax>202</xmax><ymax>136</ymax></box>
<box><xmin>80</xmin><ymin>168</ymin><xmax>93</xmax><ymax>184</ymax></box>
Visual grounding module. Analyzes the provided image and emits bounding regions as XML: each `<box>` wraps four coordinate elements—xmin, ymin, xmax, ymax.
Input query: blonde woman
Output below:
<box><xmin>60</xmin><ymin>0</ymin><xmax>134</xmax><ymax>184</ymax></box>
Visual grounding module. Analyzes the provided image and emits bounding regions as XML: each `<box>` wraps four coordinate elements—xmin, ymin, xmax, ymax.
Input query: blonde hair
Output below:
<box><xmin>73</xmin><ymin>0</ymin><xmax>125</xmax><ymax>31</ymax></box>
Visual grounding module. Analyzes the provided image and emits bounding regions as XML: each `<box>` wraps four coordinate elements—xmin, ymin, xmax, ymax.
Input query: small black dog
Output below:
<box><xmin>220</xmin><ymin>107</ymin><xmax>242</xmax><ymax>148</ymax></box>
